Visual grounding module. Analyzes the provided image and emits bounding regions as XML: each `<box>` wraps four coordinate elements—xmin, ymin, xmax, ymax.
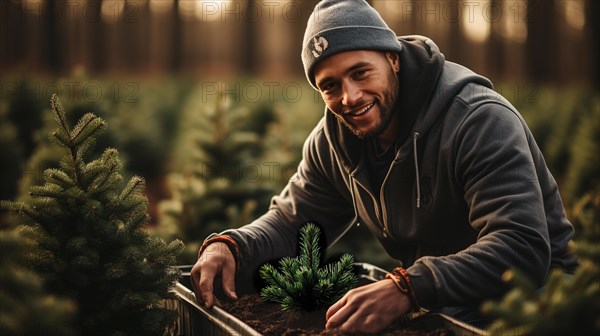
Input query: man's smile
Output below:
<box><xmin>345</xmin><ymin>102</ymin><xmax>375</xmax><ymax>119</ymax></box>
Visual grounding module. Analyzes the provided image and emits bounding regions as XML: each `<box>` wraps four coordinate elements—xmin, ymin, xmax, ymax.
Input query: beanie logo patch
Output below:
<box><xmin>311</xmin><ymin>36</ymin><xmax>328</xmax><ymax>58</ymax></box>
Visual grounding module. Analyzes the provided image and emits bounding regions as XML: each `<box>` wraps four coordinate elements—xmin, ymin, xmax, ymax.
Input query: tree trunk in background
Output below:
<box><xmin>586</xmin><ymin>0</ymin><xmax>600</xmax><ymax>89</ymax></box>
<box><xmin>242</xmin><ymin>0</ymin><xmax>258</xmax><ymax>75</ymax></box>
<box><xmin>446</xmin><ymin>0</ymin><xmax>463</xmax><ymax>64</ymax></box>
<box><xmin>526</xmin><ymin>0</ymin><xmax>556</xmax><ymax>83</ymax></box>
<box><xmin>0</xmin><ymin>2</ymin><xmax>24</xmax><ymax>68</ymax></box>
<box><xmin>44</xmin><ymin>0</ymin><xmax>61</xmax><ymax>73</ymax></box>
<box><xmin>88</xmin><ymin>0</ymin><xmax>106</xmax><ymax>73</ymax></box>
<box><xmin>170</xmin><ymin>0</ymin><xmax>182</xmax><ymax>73</ymax></box>
<box><xmin>118</xmin><ymin>0</ymin><xmax>149</xmax><ymax>72</ymax></box>
<box><xmin>486</xmin><ymin>0</ymin><xmax>504</xmax><ymax>80</ymax></box>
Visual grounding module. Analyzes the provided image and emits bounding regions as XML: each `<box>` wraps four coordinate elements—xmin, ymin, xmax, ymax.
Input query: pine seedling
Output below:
<box><xmin>259</xmin><ymin>223</ymin><xmax>358</xmax><ymax>311</ymax></box>
<box><xmin>1</xmin><ymin>95</ymin><xmax>184</xmax><ymax>335</ymax></box>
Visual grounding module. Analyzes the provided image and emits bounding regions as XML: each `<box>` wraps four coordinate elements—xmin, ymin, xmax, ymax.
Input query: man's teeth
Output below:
<box><xmin>352</xmin><ymin>103</ymin><xmax>373</xmax><ymax>116</ymax></box>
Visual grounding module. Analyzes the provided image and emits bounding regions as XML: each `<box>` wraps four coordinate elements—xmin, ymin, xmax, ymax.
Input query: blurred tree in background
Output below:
<box><xmin>515</xmin><ymin>88</ymin><xmax>600</xmax><ymax>203</ymax></box>
<box><xmin>0</xmin><ymin>101</ymin><xmax>25</xmax><ymax>208</ymax></box>
<box><xmin>0</xmin><ymin>229</ymin><xmax>76</xmax><ymax>336</ymax></box>
<box><xmin>483</xmin><ymin>193</ymin><xmax>600</xmax><ymax>335</ymax></box>
<box><xmin>158</xmin><ymin>84</ymin><xmax>277</xmax><ymax>263</ymax></box>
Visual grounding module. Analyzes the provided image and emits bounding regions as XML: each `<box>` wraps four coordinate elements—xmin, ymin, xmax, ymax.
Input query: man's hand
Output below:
<box><xmin>325</xmin><ymin>279</ymin><xmax>412</xmax><ymax>334</ymax></box>
<box><xmin>190</xmin><ymin>242</ymin><xmax>237</xmax><ymax>308</ymax></box>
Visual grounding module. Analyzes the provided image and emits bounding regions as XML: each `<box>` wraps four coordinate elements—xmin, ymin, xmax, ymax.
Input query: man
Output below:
<box><xmin>191</xmin><ymin>0</ymin><xmax>578</xmax><ymax>333</ymax></box>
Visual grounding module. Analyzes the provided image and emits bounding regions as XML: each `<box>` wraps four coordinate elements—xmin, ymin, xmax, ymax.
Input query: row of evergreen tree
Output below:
<box><xmin>0</xmin><ymin>78</ymin><xmax>598</xmax><ymax>333</ymax></box>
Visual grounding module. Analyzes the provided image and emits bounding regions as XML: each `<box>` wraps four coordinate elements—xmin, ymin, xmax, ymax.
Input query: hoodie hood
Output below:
<box><xmin>323</xmin><ymin>35</ymin><xmax>493</xmax><ymax>173</ymax></box>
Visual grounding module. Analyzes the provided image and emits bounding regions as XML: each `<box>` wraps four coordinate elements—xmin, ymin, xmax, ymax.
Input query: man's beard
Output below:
<box><xmin>336</xmin><ymin>66</ymin><xmax>400</xmax><ymax>139</ymax></box>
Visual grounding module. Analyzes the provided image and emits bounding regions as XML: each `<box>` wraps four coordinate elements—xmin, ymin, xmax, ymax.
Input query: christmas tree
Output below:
<box><xmin>159</xmin><ymin>86</ymin><xmax>275</xmax><ymax>262</ymax></box>
<box><xmin>10</xmin><ymin>78</ymin><xmax>115</xmax><ymax>212</ymax></box>
<box><xmin>259</xmin><ymin>223</ymin><xmax>358</xmax><ymax>311</ymax></box>
<box><xmin>483</xmin><ymin>193</ymin><xmax>600</xmax><ymax>335</ymax></box>
<box><xmin>1</xmin><ymin>95</ymin><xmax>183</xmax><ymax>335</ymax></box>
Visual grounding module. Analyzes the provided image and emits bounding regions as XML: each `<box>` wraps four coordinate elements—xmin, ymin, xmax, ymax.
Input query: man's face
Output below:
<box><xmin>314</xmin><ymin>50</ymin><xmax>400</xmax><ymax>139</ymax></box>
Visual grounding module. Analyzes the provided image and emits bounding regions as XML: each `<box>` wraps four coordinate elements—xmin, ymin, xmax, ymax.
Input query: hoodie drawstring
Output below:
<box><xmin>349</xmin><ymin>177</ymin><xmax>359</xmax><ymax>222</ymax></box>
<box><xmin>329</xmin><ymin>177</ymin><xmax>360</xmax><ymax>247</ymax></box>
<box><xmin>413</xmin><ymin>132</ymin><xmax>421</xmax><ymax>208</ymax></box>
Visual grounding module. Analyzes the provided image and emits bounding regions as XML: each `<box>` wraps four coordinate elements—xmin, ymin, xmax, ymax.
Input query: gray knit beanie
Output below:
<box><xmin>302</xmin><ymin>0</ymin><xmax>402</xmax><ymax>90</ymax></box>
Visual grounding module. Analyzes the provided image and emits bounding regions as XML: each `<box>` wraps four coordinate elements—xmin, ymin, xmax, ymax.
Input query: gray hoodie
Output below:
<box><xmin>213</xmin><ymin>36</ymin><xmax>578</xmax><ymax>308</ymax></box>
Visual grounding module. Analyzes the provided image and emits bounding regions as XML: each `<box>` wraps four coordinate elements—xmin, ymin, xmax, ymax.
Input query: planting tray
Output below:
<box><xmin>161</xmin><ymin>264</ymin><xmax>487</xmax><ymax>336</ymax></box>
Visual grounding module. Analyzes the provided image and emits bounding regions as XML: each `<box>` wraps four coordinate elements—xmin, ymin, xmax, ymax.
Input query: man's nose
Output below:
<box><xmin>342</xmin><ymin>82</ymin><xmax>363</xmax><ymax>107</ymax></box>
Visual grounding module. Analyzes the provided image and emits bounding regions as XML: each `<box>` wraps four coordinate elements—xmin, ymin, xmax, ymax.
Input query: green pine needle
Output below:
<box><xmin>259</xmin><ymin>223</ymin><xmax>358</xmax><ymax>311</ymax></box>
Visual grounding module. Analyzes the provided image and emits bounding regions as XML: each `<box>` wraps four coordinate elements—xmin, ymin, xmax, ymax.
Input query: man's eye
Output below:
<box><xmin>321</xmin><ymin>83</ymin><xmax>337</xmax><ymax>92</ymax></box>
<box><xmin>353</xmin><ymin>70</ymin><xmax>366</xmax><ymax>79</ymax></box>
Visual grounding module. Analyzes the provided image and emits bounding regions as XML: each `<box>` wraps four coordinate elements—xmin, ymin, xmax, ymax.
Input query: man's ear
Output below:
<box><xmin>385</xmin><ymin>52</ymin><xmax>400</xmax><ymax>72</ymax></box>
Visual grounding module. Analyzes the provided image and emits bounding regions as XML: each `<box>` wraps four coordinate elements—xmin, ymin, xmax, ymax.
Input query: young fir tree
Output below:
<box><xmin>259</xmin><ymin>223</ymin><xmax>358</xmax><ymax>311</ymax></box>
<box><xmin>1</xmin><ymin>95</ymin><xmax>184</xmax><ymax>335</ymax></box>
<box><xmin>483</xmin><ymin>193</ymin><xmax>600</xmax><ymax>335</ymax></box>
<box><xmin>0</xmin><ymin>229</ymin><xmax>76</xmax><ymax>336</ymax></box>
<box><xmin>159</xmin><ymin>87</ymin><xmax>274</xmax><ymax>262</ymax></box>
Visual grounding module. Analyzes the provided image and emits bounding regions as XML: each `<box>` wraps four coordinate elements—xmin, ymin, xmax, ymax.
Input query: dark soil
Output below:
<box><xmin>219</xmin><ymin>294</ymin><xmax>454</xmax><ymax>336</ymax></box>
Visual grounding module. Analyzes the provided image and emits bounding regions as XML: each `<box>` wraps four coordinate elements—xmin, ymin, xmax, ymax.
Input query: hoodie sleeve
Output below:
<box><xmin>211</xmin><ymin>126</ymin><xmax>356</xmax><ymax>273</ymax></box>
<box><xmin>408</xmin><ymin>102</ymin><xmax>552</xmax><ymax>307</ymax></box>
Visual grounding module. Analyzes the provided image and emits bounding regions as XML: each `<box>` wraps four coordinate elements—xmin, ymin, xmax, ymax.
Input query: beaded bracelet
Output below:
<box><xmin>392</xmin><ymin>267</ymin><xmax>420</xmax><ymax>309</ymax></box>
<box><xmin>197</xmin><ymin>235</ymin><xmax>240</xmax><ymax>272</ymax></box>
<box><xmin>385</xmin><ymin>272</ymin><xmax>409</xmax><ymax>294</ymax></box>
<box><xmin>385</xmin><ymin>268</ymin><xmax>420</xmax><ymax>309</ymax></box>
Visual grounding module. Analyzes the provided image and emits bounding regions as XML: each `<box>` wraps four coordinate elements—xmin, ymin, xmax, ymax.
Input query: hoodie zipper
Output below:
<box><xmin>352</xmin><ymin>177</ymin><xmax>384</xmax><ymax>233</ymax></box>
<box><xmin>351</xmin><ymin>132</ymin><xmax>422</xmax><ymax>239</ymax></box>
<box><xmin>379</xmin><ymin>132</ymin><xmax>421</xmax><ymax>238</ymax></box>
<box><xmin>378</xmin><ymin>152</ymin><xmax>401</xmax><ymax>238</ymax></box>
<box><xmin>352</xmin><ymin>150</ymin><xmax>400</xmax><ymax>239</ymax></box>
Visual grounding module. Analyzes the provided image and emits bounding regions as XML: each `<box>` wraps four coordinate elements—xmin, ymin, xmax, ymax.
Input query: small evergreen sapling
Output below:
<box><xmin>1</xmin><ymin>95</ymin><xmax>184</xmax><ymax>335</ymax></box>
<box><xmin>259</xmin><ymin>223</ymin><xmax>358</xmax><ymax>311</ymax></box>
